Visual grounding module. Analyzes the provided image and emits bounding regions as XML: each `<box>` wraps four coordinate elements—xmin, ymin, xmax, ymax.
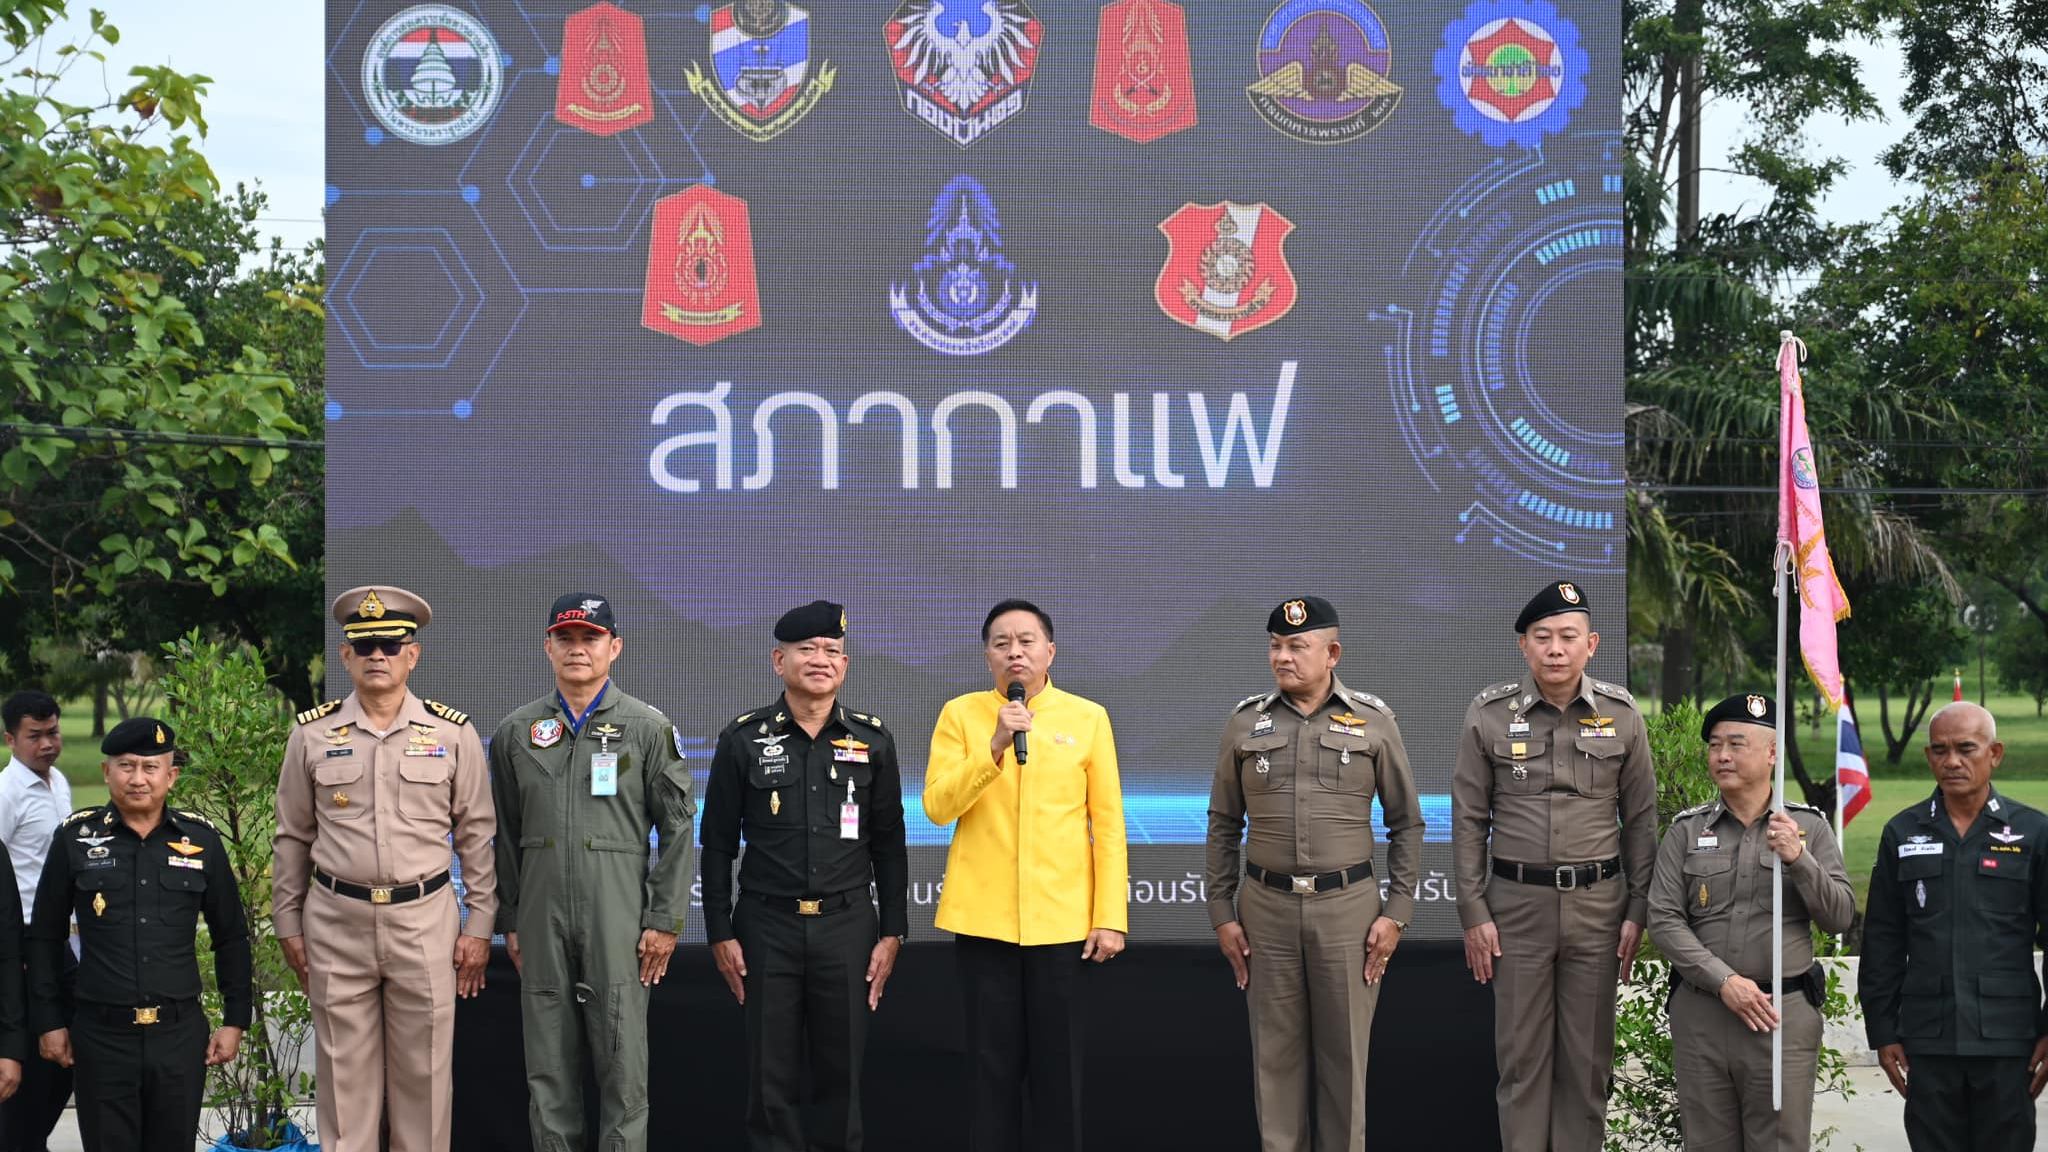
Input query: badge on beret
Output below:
<box><xmin>360</xmin><ymin>590</ymin><xmax>387</xmax><ymax>619</ymax></box>
<box><xmin>1746</xmin><ymin>694</ymin><xmax>1767</xmax><ymax>718</ymax></box>
<box><xmin>531</xmin><ymin>719</ymin><xmax>564</xmax><ymax>749</ymax></box>
<box><xmin>153</xmin><ymin>724</ymin><xmax>167</xmax><ymax>746</ymax></box>
<box><xmin>841</xmin><ymin>608</ymin><xmax>849</xmax><ymax>633</ymax></box>
<box><xmin>1283</xmin><ymin>599</ymin><xmax>1308</xmax><ymax>627</ymax></box>
<box><xmin>1558</xmin><ymin>582</ymin><xmax>1580</xmax><ymax>604</ymax></box>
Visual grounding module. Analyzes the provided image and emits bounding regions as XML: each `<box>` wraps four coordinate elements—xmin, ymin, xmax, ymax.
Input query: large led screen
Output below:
<box><xmin>324</xmin><ymin>0</ymin><xmax>1626</xmax><ymax>942</ymax></box>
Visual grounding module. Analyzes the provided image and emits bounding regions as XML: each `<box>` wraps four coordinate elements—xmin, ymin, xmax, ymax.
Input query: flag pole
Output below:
<box><xmin>1771</xmin><ymin>535</ymin><xmax>1790</xmax><ymax>1113</ymax></box>
<box><xmin>1833</xmin><ymin>709</ymin><xmax>1846</xmax><ymax>949</ymax></box>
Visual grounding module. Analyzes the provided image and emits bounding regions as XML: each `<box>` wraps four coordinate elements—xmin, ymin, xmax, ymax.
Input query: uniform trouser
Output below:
<box><xmin>1669</xmin><ymin>980</ymin><xmax>1822</xmax><ymax>1151</ymax></box>
<box><xmin>735</xmin><ymin>897</ymin><xmax>880</xmax><ymax>1152</ymax></box>
<box><xmin>955</xmin><ymin>934</ymin><xmax>1087</xmax><ymax>1152</ymax></box>
<box><xmin>1240</xmin><ymin>876</ymin><xmax>1384</xmax><ymax>1152</ymax></box>
<box><xmin>1</xmin><ymin>951</ymin><xmax>74</xmax><ymax>1151</ymax></box>
<box><xmin>305</xmin><ymin>879</ymin><xmax>460</xmax><ymax>1152</ymax></box>
<box><xmin>519</xmin><ymin>895</ymin><xmax>651</xmax><ymax>1152</ymax></box>
<box><xmin>1900</xmin><ymin>1054</ymin><xmax>2035</xmax><ymax>1152</ymax></box>
<box><xmin>1487</xmin><ymin>872</ymin><xmax>1627</xmax><ymax>1152</ymax></box>
<box><xmin>70</xmin><ymin>999</ymin><xmax>207</xmax><ymax>1152</ymax></box>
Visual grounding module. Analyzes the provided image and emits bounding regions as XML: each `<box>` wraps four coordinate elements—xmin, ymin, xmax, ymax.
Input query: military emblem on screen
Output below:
<box><xmin>641</xmin><ymin>185</ymin><xmax>763</xmax><ymax>346</ymax></box>
<box><xmin>685</xmin><ymin>1</ymin><xmax>836</xmax><ymax>142</ymax></box>
<box><xmin>1089</xmin><ymin>0</ymin><xmax>1196</xmax><ymax>143</ymax></box>
<box><xmin>1155</xmin><ymin>202</ymin><xmax>1298</xmax><ymax>341</ymax></box>
<box><xmin>360</xmin><ymin>5</ymin><xmax>505</xmax><ymax>147</ymax></box>
<box><xmin>890</xmin><ymin>175</ymin><xmax>1038</xmax><ymax>356</ymax></box>
<box><xmin>1247</xmin><ymin>0</ymin><xmax>1401</xmax><ymax>144</ymax></box>
<box><xmin>1434</xmin><ymin>0</ymin><xmax>1587</xmax><ymax>149</ymax></box>
<box><xmin>555</xmin><ymin>3</ymin><xmax>654</xmax><ymax>136</ymax></box>
<box><xmin>885</xmin><ymin>0</ymin><xmax>1044</xmax><ymax>148</ymax></box>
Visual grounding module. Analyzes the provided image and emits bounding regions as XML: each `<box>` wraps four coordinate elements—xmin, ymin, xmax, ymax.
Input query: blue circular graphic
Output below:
<box><xmin>461</xmin><ymin>183</ymin><xmax>481</xmax><ymax>203</ymax></box>
<box><xmin>325</xmin><ymin>400</ymin><xmax>344</xmax><ymax>422</ymax></box>
<box><xmin>452</xmin><ymin>399</ymin><xmax>473</xmax><ymax>419</ymax></box>
<box><xmin>1434</xmin><ymin>0</ymin><xmax>1587</xmax><ymax>149</ymax></box>
<box><xmin>364</xmin><ymin>126</ymin><xmax>384</xmax><ymax>147</ymax></box>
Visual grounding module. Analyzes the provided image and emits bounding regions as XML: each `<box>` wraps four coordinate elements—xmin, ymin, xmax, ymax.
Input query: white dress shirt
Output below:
<box><xmin>0</xmin><ymin>755</ymin><xmax>73</xmax><ymax>922</ymax></box>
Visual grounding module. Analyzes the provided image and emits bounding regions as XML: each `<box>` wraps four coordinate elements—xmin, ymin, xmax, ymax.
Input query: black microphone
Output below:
<box><xmin>1007</xmin><ymin>681</ymin><xmax>1029</xmax><ymax>764</ymax></box>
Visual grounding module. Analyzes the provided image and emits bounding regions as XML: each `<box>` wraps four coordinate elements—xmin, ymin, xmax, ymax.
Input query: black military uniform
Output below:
<box><xmin>0</xmin><ymin>853</ymin><xmax>25</xmax><ymax>1082</ymax></box>
<box><xmin>25</xmin><ymin>719</ymin><xmax>252</xmax><ymax>1152</ymax></box>
<box><xmin>1861</xmin><ymin>785</ymin><xmax>2048</xmax><ymax>1152</ymax></box>
<box><xmin>699</xmin><ymin>601</ymin><xmax>909</xmax><ymax>1152</ymax></box>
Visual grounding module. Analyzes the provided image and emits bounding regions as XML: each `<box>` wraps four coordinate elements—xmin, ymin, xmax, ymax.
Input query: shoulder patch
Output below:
<box><xmin>1592</xmin><ymin>681</ymin><xmax>1636</xmax><ymax>705</ymax></box>
<box><xmin>61</xmin><ymin>807</ymin><xmax>99</xmax><ymax>827</ymax></box>
<box><xmin>296</xmin><ymin>700</ymin><xmax>342</xmax><ymax>726</ymax></box>
<box><xmin>1235</xmin><ymin>693</ymin><xmax>1269</xmax><ymax>712</ymax></box>
<box><xmin>423</xmin><ymin>700</ymin><xmax>470</xmax><ymax>726</ymax></box>
<box><xmin>1476</xmin><ymin>681</ymin><xmax>1520</xmax><ymax>704</ymax></box>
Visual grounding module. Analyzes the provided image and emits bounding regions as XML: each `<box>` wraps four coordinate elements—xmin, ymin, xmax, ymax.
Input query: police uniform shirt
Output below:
<box><xmin>1206</xmin><ymin>678</ymin><xmax>1425</xmax><ymax>929</ymax></box>
<box><xmin>1451</xmin><ymin>675</ymin><xmax>1659</xmax><ymax>928</ymax></box>
<box><xmin>1649</xmin><ymin>799</ymin><xmax>1855</xmax><ymax>992</ymax></box>
<box><xmin>1861</xmin><ymin>787</ymin><xmax>2048</xmax><ymax>1055</ymax></box>
<box><xmin>699</xmin><ymin>699</ymin><xmax>909</xmax><ymax>942</ymax></box>
<box><xmin>26</xmin><ymin>805</ymin><xmax>252</xmax><ymax>1031</ymax></box>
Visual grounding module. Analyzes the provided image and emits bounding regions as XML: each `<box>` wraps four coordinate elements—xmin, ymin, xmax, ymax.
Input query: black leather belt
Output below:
<box><xmin>1246</xmin><ymin>860</ymin><xmax>1373</xmax><ymax>896</ymax></box>
<box><xmin>82</xmin><ymin>998</ymin><xmax>197</xmax><ymax>1026</ymax></box>
<box><xmin>741</xmin><ymin>887</ymin><xmax>868</xmax><ymax>917</ymax></box>
<box><xmin>314</xmin><ymin>866</ymin><xmax>451</xmax><ymax>906</ymax></box>
<box><xmin>1492</xmin><ymin>856</ymin><xmax>1622</xmax><ymax>890</ymax></box>
<box><xmin>1681</xmin><ymin>972</ymin><xmax>1811</xmax><ymax>999</ymax></box>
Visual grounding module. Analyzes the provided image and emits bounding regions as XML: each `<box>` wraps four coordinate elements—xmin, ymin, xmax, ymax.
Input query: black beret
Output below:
<box><xmin>1515</xmin><ymin>581</ymin><xmax>1592</xmax><ymax>633</ymax></box>
<box><xmin>102</xmin><ymin>716</ymin><xmax>175</xmax><ymax>757</ymax></box>
<box><xmin>548</xmin><ymin>593</ymin><xmax>618</xmax><ymax>636</ymax></box>
<box><xmin>1702</xmin><ymin>692</ymin><xmax>1776</xmax><ymax>740</ymax></box>
<box><xmin>775</xmin><ymin>600</ymin><xmax>847</xmax><ymax>643</ymax></box>
<box><xmin>1267</xmin><ymin>596</ymin><xmax>1338</xmax><ymax>636</ymax></box>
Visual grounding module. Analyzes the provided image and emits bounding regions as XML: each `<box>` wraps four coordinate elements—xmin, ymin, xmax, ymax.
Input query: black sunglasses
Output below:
<box><xmin>350</xmin><ymin>639</ymin><xmax>410</xmax><ymax>657</ymax></box>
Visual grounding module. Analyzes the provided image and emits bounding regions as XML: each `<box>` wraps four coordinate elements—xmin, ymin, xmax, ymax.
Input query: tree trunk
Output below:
<box><xmin>1784</xmin><ymin>726</ymin><xmax>1834</xmax><ymax>811</ymax></box>
<box><xmin>1661</xmin><ymin>623</ymin><xmax>1697</xmax><ymax>711</ymax></box>
<box><xmin>92</xmin><ymin>680</ymin><xmax>107</xmax><ymax>737</ymax></box>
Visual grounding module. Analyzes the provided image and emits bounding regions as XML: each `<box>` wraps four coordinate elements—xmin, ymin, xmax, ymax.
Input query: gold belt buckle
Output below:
<box><xmin>797</xmin><ymin>899</ymin><xmax>822</xmax><ymax>916</ymax></box>
<box><xmin>370</xmin><ymin>887</ymin><xmax>393</xmax><ymax>905</ymax></box>
<box><xmin>133</xmin><ymin>1006</ymin><xmax>159</xmax><ymax>1025</ymax></box>
<box><xmin>1291</xmin><ymin>876</ymin><xmax>1316</xmax><ymax>895</ymax></box>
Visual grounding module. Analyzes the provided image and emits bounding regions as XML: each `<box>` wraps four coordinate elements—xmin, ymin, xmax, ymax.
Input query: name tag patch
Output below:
<box><xmin>1693</xmin><ymin>835</ymin><xmax>1718</xmax><ymax>851</ymax></box>
<box><xmin>1898</xmin><ymin>841</ymin><xmax>1943</xmax><ymax>858</ymax></box>
<box><xmin>325</xmin><ymin>748</ymin><xmax>354</xmax><ymax>758</ymax></box>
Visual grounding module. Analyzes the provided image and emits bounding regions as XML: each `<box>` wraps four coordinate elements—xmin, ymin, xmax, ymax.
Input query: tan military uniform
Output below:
<box><xmin>1649</xmin><ymin>799</ymin><xmax>1854</xmax><ymax>1151</ymax></box>
<box><xmin>1451</xmin><ymin>675</ymin><xmax>1658</xmax><ymax>1152</ymax></box>
<box><xmin>273</xmin><ymin>691</ymin><xmax>497</xmax><ymax>1152</ymax></box>
<box><xmin>1208</xmin><ymin>678</ymin><xmax>1425</xmax><ymax>1152</ymax></box>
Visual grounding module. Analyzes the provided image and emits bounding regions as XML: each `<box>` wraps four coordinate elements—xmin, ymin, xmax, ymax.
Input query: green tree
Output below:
<box><xmin>1884</xmin><ymin>1</ymin><xmax>2048</xmax><ymax>181</ymax></box>
<box><xmin>0</xmin><ymin>3</ymin><xmax>308</xmax><ymax>680</ymax></box>
<box><xmin>1837</xmin><ymin>579</ymin><xmax>1968</xmax><ymax>764</ymax></box>
<box><xmin>1992</xmin><ymin>607</ymin><xmax>2048</xmax><ymax>717</ymax></box>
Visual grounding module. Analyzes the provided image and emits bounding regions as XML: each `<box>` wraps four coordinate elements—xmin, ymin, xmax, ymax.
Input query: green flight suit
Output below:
<box><xmin>490</xmin><ymin>683</ymin><xmax>696</xmax><ymax>1152</ymax></box>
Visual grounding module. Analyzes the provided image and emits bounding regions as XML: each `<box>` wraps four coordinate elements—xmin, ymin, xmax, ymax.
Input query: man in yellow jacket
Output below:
<box><xmin>925</xmin><ymin>598</ymin><xmax>1128</xmax><ymax>1152</ymax></box>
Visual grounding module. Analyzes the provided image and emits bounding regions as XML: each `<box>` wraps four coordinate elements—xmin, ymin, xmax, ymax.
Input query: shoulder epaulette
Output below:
<box><xmin>1674</xmin><ymin>801</ymin><xmax>1716</xmax><ymax>819</ymax></box>
<box><xmin>1234</xmin><ymin>692</ymin><xmax>1269</xmax><ymax>712</ymax></box>
<box><xmin>423</xmin><ymin>700</ymin><xmax>470</xmax><ymax>726</ymax></box>
<box><xmin>1784</xmin><ymin>800</ymin><xmax>1826</xmax><ymax>817</ymax></box>
<box><xmin>1592</xmin><ymin>681</ymin><xmax>1636</xmax><ymax>705</ymax></box>
<box><xmin>1344</xmin><ymin>688</ymin><xmax>1394</xmax><ymax>717</ymax></box>
<box><xmin>842</xmin><ymin>709</ymin><xmax>886</xmax><ymax>731</ymax></box>
<box><xmin>60</xmin><ymin>807</ymin><xmax>99</xmax><ymax>827</ymax></box>
<box><xmin>297</xmin><ymin>700</ymin><xmax>342</xmax><ymax>726</ymax></box>
<box><xmin>174</xmin><ymin>808</ymin><xmax>218</xmax><ymax>831</ymax></box>
<box><xmin>1476</xmin><ymin>681</ymin><xmax>1520</xmax><ymax>704</ymax></box>
<box><xmin>732</xmin><ymin>711</ymin><xmax>756</xmax><ymax>727</ymax></box>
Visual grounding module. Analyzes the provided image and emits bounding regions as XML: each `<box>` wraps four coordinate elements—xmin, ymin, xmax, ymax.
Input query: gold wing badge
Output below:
<box><xmin>1246</xmin><ymin>62</ymin><xmax>1402</xmax><ymax>103</ymax></box>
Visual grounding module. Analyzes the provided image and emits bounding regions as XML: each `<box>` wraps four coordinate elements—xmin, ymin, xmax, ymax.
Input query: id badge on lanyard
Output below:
<box><xmin>592</xmin><ymin>753</ymin><xmax>618</xmax><ymax>796</ymax></box>
<box><xmin>840</xmin><ymin>779</ymin><xmax>858</xmax><ymax>840</ymax></box>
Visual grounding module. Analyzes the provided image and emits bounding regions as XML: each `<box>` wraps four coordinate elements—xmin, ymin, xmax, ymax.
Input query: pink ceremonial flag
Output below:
<box><xmin>1778</xmin><ymin>333</ymin><xmax>1851</xmax><ymax>709</ymax></box>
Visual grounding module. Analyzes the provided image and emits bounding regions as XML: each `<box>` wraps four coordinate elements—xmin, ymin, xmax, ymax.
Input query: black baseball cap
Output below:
<box><xmin>547</xmin><ymin>593</ymin><xmax>618</xmax><ymax>636</ymax></box>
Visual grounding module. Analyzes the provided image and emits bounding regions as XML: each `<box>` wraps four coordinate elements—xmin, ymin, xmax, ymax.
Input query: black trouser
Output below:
<box><xmin>1901</xmin><ymin>1053</ymin><xmax>2036</xmax><ymax>1152</ymax></box>
<box><xmin>954</xmin><ymin>934</ymin><xmax>1087</xmax><ymax>1152</ymax></box>
<box><xmin>735</xmin><ymin>896</ymin><xmax>880</xmax><ymax>1152</ymax></box>
<box><xmin>70</xmin><ymin>999</ymin><xmax>208</xmax><ymax>1152</ymax></box>
<box><xmin>0</xmin><ymin>954</ymin><xmax>73</xmax><ymax>1152</ymax></box>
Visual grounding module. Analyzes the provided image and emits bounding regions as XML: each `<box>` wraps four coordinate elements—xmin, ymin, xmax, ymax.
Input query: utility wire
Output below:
<box><xmin>0</xmin><ymin>422</ymin><xmax>322</xmax><ymax>450</ymax></box>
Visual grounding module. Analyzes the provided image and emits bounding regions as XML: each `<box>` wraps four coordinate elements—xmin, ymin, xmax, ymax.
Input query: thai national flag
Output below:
<box><xmin>1836</xmin><ymin>708</ymin><xmax>1871</xmax><ymax>827</ymax></box>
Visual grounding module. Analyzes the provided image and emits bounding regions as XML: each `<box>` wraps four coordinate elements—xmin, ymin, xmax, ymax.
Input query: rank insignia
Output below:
<box><xmin>556</xmin><ymin>3</ymin><xmax>655</xmax><ymax>136</ymax></box>
<box><xmin>1090</xmin><ymin>0</ymin><xmax>1196</xmax><ymax>143</ymax></box>
<box><xmin>891</xmin><ymin>175</ymin><xmax>1038</xmax><ymax>356</ymax></box>
<box><xmin>531</xmin><ymin>719</ymin><xmax>565</xmax><ymax>749</ymax></box>
<box><xmin>831</xmin><ymin>738</ymin><xmax>871</xmax><ymax>764</ymax></box>
<box><xmin>886</xmin><ymin>0</ymin><xmax>1043</xmax><ymax>148</ymax></box>
<box><xmin>1156</xmin><ymin>202</ymin><xmax>1297</xmax><ymax>341</ymax></box>
<box><xmin>686</xmin><ymin>1</ymin><xmax>834</xmax><ymax>142</ymax></box>
<box><xmin>1247</xmin><ymin>1</ymin><xmax>1402</xmax><ymax>144</ymax></box>
<box><xmin>93</xmin><ymin>893</ymin><xmax>106</xmax><ymax>918</ymax></box>
<box><xmin>643</xmin><ymin>186</ymin><xmax>762</xmax><ymax>346</ymax></box>
<box><xmin>170</xmin><ymin>840</ymin><xmax>204</xmax><ymax>856</ymax></box>
<box><xmin>1433</xmin><ymin>1</ymin><xmax>1586</xmax><ymax>150</ymax></box>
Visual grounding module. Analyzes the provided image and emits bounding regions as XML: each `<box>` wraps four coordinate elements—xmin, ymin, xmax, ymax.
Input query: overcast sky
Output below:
<box><xmin>49</xmin><ymin>2</ymin><xmax>1916</xmax><ymax>258</ymax></box>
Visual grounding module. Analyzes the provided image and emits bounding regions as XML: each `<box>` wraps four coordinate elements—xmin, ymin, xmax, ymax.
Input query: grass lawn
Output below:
<box><xmin>1778</xmin><ymin>690</ymin><xmax>2048</xmax><ymax>779</ymax></box>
